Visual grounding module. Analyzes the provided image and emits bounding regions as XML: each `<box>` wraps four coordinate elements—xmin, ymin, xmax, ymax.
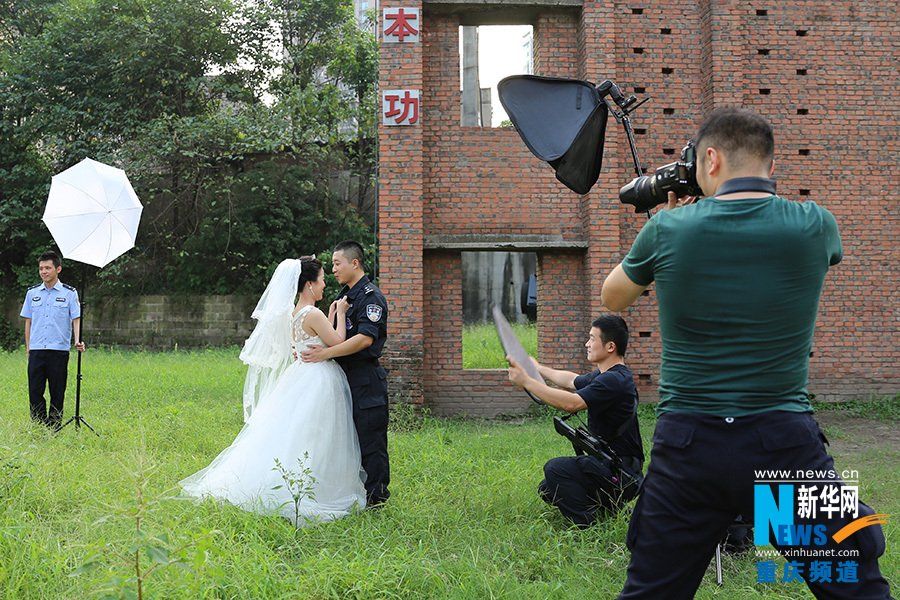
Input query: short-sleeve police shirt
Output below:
<box><xmin>336</xmin><ymin>275</ymin><xmax>387</xmax><ymax>364</ymax></box>
<box><xmin>573</xmin><ymin>364</ymin><xmax>643</xmax><ymax>461</ymax></box>
<box><xmin>20</xmin><ymin>281</ymin><xmax>81</xmax><ymax>351</ymax></box>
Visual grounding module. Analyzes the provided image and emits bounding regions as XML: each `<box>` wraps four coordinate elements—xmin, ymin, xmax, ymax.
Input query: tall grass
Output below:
<box><xmin>463</xmin><ymin>322</ymin><xmax>537</xmax><ymax>369</ymax></box>
<box><xmin>0</xmin><ymin>349</ymin><xmax>895</xmax><ymax>598</ymax></box>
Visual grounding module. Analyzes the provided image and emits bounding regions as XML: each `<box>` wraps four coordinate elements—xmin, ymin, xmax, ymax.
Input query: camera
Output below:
<box><xmin>553</xmin><ymin>414</ymin><xmax>621</xmax><ymax>469</ymax></box>
<box><xmin>618</xmin><ymin>141</ymin><xmax>704</xmax><ymax>213</ymax></box>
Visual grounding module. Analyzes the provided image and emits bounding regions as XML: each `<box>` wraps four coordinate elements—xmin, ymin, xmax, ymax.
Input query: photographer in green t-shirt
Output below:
<box><xmin>601</xmin><ymin>108</ymin><xmax>889</xmax><ymax>600</ymax></box>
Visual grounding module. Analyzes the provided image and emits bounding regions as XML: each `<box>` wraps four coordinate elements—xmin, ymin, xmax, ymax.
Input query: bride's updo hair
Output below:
<box><xmin>298</xmin><ymin>256</ymin><xmax>323</xmax><ymax>290</ymax></box>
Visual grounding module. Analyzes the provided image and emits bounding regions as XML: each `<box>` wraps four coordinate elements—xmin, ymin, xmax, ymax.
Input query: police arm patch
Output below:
<box><xmin>366</xmin><ymin>304</ymin><xmax>383</xmax><ymax>322</ymax></box>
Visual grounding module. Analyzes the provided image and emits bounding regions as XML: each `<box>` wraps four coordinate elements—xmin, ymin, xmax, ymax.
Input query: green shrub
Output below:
<box><xmin>0</xmin><ymin>315</ymin><xmax>21</xmax><ymax>352</ymax></box>
<box><xmin>389</xmin><ymin>399</ymin><xmax>431</xmax><ymax>433</ymax></box>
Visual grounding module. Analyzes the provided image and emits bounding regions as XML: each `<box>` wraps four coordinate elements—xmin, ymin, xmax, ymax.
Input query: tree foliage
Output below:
<box><xmin>0</xmin><ymin>0</ymin><xmax>378</xmax><ymax>294</ymax></box>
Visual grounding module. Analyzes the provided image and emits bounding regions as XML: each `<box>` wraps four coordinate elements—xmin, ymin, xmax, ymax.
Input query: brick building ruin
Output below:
<box><xmin>377</xmin><ymin>0</ymin><xmax>897</xmax><ymax>416</ymax></box>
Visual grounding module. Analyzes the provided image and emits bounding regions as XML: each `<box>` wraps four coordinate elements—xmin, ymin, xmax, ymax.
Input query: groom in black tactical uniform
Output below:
<box><xmin>302</xmin><ymin>241</ymin><xmax>390</xmax><ymax>506</ymax></box>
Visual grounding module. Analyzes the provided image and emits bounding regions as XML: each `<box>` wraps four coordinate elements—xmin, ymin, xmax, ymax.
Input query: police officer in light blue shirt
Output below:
<box><xmin>20</xmin><ymin>250</ymin><xmax>85</xmax><ymax>429</ymax></box>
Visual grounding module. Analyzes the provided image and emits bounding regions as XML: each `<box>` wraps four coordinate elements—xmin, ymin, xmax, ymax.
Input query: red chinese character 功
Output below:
<box><xmin>384</xmin><ymin>91</ymin><xmax>419</xmax><ymax>125</ymax></box>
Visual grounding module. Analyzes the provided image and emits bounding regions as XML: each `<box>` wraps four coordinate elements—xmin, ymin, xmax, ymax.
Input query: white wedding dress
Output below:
<box><xmin>180</xmin><ymin>305</ymin><xmax>366</xmax><ymax>525</ymax></box>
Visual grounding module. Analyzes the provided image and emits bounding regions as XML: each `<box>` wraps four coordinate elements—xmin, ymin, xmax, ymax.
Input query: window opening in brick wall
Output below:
<box><xmin>459</xmin><ymin>25</ymin><xmax>533</xmax><ymax>128</ymax></box>
<box><xmin>461</xmin><ymin>251</ymin><xmax>537</xmax><ymax>369</ymax></box>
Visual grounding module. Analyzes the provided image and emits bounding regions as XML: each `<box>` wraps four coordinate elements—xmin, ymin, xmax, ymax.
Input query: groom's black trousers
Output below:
<box><xmin>345</xmin><ymin>362</ymin><xmax>390</xmax><ymax>505</ymax></box>
<box><xmin>353</xmin><ymin>404</ymin><xmax>390</xmax><ymax>505</ymax></box>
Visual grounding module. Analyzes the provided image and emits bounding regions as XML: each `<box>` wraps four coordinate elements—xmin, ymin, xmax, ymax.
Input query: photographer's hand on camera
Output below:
<box><xmin>663</xmin><ymin>191</ymin><xmax>697</xmax><ymax>211</ymax></box>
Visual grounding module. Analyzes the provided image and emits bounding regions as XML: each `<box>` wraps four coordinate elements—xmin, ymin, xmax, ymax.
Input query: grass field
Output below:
<box><xmin>462</xmin><ymin>322</ymin><xmax>537</xmax><ymax>369</ymax></box>
<box><xmin>0</xmin><ymin>348</ymin><xmax>895</xmax><ymax>599</ymax></box>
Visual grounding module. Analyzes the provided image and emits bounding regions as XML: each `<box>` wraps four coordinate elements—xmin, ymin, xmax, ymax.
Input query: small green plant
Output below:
<box><xmin>72</xmin><ymin>444</ymin><xmax>194</xmax><ymax>600</ymax></box>
<box><xmin>272</xmin><ymin>452</ymin><xmax>318</xmax><ymax>528</ymax></box>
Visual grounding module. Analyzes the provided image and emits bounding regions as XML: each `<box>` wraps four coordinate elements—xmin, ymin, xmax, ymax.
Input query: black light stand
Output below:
<box><xmin>61</xmin><ymin>264</ymin><xmax>98</xmax><ymax>435</ymax></box>
<box><xmin>596</xmin><ymin>80</ymin><xmax>652</xmax><ymax>218</ymax></box>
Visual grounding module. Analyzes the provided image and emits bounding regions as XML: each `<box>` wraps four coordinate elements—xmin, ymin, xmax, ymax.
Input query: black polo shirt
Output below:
<box><xmin>335</xmin><ymin>275</ymin><xmax>388</xmax><ymax>367</ymax></box>
<box><xmin>574</xmin><ymin>364</ymin><xmax>644</xmax><ymax>461</ymax></box>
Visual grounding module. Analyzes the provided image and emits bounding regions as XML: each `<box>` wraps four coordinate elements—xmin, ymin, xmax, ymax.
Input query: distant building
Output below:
<box><xmin>522</xmin><ymin>29</ymin><xmax>533</xmax><ymax>74</ymax></box>
<box><xmin>355</xmin><ymin>0</ymin><xmax>378</xmax><ymax>30</ymax></box>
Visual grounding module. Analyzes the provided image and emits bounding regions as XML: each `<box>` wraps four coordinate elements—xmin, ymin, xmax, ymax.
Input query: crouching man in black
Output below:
<box><xmin>507</xmin><ymin>314</ymin><xmax>644</xmax><ymax>528</ymax></box>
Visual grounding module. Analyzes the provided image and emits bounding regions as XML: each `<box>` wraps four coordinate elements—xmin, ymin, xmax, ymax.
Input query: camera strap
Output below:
<box><xmin>714</xmin><ymin>176</ymin><xmax>777</xmax><ymax>197</ymax></box>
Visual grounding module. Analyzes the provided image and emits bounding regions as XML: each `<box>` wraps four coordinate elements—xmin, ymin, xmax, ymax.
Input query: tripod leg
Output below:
<box><xmin>79</xmin><ymin>416</ymin><xmax>99</xmax><ymax>436</ymax></box>
<box><xmin>715</xmin><ymin>543</ymin><xmax>723</xmax><ymax>585</ymax></box>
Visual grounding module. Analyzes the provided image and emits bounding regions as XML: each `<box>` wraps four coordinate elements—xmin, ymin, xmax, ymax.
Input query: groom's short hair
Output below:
<box><xmin>334</xmin><ymin>240</ymin><xmax>366</xmax><ymax>270</ymax></box>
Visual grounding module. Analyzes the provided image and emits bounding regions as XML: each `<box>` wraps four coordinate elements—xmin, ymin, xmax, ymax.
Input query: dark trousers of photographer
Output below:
<box><xmin>618</xmin><ymin>411</ymin><xmax>890</xmax><ymax>600</ymax></box>
<box><xmin>539</xmin><ymin>454</ymin><xmax>641</xmax><ymax>528</ymax></box>
<box><xmin>27</xmin><ymin>349</ymin><xmax>69</xmax><ymax>429</ymax></box>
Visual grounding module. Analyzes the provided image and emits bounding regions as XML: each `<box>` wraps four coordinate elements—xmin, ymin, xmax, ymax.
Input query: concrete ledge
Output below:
<box><xmin>426</xmin><ymin>0</ymin><xmax>579</xmax><ymax>4</ymax></box>
<box><xmin>425</xmin><ymin>1</ymin><xmax>580</xmax><ymax>25</ymax></box>
<box><xmin>424</xmin><ymin>234</ymin><xmax>588</xmax><ymax>250</ymax></box>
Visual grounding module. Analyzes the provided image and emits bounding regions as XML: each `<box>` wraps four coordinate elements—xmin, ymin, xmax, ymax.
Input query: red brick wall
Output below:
<box><xmin>423</xmin><ymin>13</ymin><xmax>583</xmax><ymax>239</ymax></box>
<box><xmin>379</xmin><ymin>0</ymin><xmax>426</xmax><ymax>404</ymax></box>
<box><xmin>380</xmin><ymin>1</ymin><xmax>898</xmax><ymax>415</ymax></box>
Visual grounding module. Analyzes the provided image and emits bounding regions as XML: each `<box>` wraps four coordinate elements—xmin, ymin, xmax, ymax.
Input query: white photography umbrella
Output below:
<box><xmin>43</xmin><ymin>157</ymin><xmax>143</xmax><ymax>434</ymax></box>
<box><xmin>43</xmin><ymin>157</ymin><xmax>143</xmax><ymax>268</ymax></box>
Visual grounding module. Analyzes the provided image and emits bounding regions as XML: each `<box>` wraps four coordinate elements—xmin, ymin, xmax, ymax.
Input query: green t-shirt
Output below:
<box><xmin>622</xmin><ymin>195</ymin><xmax>842</xmax><ymax>416</ymax></box>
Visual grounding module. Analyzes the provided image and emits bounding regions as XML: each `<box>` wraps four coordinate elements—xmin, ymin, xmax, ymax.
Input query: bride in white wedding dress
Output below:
<box><xmin>180</xmin><ymin>257</ymin><xmax>366</xmax><ymax>525</ymax></box>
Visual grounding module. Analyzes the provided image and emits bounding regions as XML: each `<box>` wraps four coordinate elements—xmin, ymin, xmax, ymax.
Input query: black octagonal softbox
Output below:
<box><xmin>498</xmin><ymin>75</ymin><xmax>608</xmax><ymax>195</ymax></box>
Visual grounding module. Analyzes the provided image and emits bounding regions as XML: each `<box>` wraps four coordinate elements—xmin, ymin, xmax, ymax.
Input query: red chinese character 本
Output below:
<box><xmin>384</xmin><ymin>9</ymin><xmax>419</xmax><ymax>42</ymax></box>
<box><xmin>385</xmin><ymin>91</ymin><xmax>419</xmax><ymax>125</ymax></box>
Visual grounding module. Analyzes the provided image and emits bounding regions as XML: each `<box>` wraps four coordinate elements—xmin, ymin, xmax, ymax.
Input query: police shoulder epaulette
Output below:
<box><xmin>364</xmin><ymin>284</ymin><xmax>375</xmax><ymax>295</ymax></box>
<box><xmin>27</xmin><ymin>282</ymin><xmax>42</xmax><ymax>290</ymax></box>
<box><xmin>62</xmin><ymin>283</ymin><xmax>76</xmax><ymax>291</ymax></box>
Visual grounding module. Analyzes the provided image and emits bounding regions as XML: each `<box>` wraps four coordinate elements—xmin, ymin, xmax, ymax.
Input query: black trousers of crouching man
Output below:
<box><xmin>27</xmin><ymin>349</ymin><xmax>70</xmax><ymax>428</ymax></box>
<box><xmin>618</xmin><ymin>411</ymin><xmax>891</xmax><ymax>600</ymax></box>
<box><xmin>539</xmin><ymin>454</ymin><xmax>642</xmax><ymax>528</ymax></box>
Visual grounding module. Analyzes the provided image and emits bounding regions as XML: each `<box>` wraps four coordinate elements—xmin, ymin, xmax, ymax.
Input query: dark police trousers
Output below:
<box><xmin>539</xmin><ymin>454</ymin><xmax>642</xmax><ymax>528</ymax></box>
<box><xmin>27</xmin><ymin>349</ymin><xmax>69</xmax><ymax>428</ymax></box>
<box><xmin>345</xmin><ymin>363</ymin><xmax>390</xmax><ymax>505</ymax></box>
<box><xmin>619</xmin><ymin>411</ymin><xmax>890</xmax><ymax>600</ymax></box>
